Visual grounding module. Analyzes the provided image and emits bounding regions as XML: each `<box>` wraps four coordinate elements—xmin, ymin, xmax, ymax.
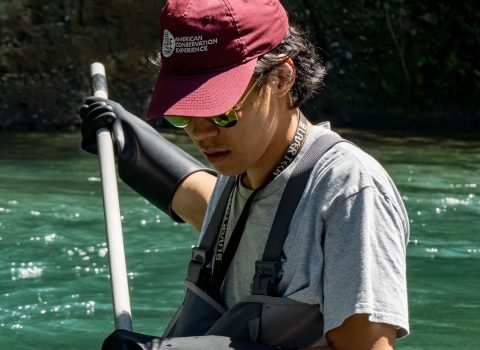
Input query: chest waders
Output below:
<box><xmin>101</xmin><ymin>134</ymin><xmax>346</xmax><ymax>350</ymax></box>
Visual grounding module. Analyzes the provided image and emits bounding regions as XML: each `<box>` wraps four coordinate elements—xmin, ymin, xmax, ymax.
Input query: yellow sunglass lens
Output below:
<box><xmin>164</xmin><ymin>116</ymin><xmax>190</xmax><ymax>128</ymax></box>
<box><xmin>210</xmin><ymin>109</ymin><xmax>238</xmax><ymax>127</ymax></box>
<box><xmin>164</xmin><ymin>110</ymin><xmax>238</xmax><ymax>128</ymax></box>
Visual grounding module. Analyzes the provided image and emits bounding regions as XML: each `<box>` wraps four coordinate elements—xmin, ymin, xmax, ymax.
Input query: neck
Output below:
<box><xmin>242</xmin><ymin>108</ymin><xmax>311</xmax><ymax>190</ymax></box>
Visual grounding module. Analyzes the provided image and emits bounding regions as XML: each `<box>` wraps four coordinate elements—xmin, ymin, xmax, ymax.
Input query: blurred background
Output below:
<box><xmin>0</xmin><ymin>0</ymin><xmax>479</xmax><ymax>132</ymax></box>
<box><xmin>1</xmin><ymin>1</ymin><xmax>480</xmax><ymax>350</ymax></box>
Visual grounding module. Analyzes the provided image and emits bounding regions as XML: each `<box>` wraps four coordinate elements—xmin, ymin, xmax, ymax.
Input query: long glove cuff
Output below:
<box><xmin>117</xmin><ymin>119</ymin><xmax>216</xmax><ymax>223</ymax></box>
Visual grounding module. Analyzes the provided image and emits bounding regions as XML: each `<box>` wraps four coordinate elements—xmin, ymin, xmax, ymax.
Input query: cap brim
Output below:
<box><xmin>146</xmin><ymin>58</ymin><xmax>258</xmax><ymax>119</ymax></box>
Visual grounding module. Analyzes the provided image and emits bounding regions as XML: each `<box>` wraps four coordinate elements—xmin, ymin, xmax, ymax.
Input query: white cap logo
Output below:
<box><xmin>162</xmin><ymin>30</ymin><xmax>175</xmax><ymax>57</ymax></box>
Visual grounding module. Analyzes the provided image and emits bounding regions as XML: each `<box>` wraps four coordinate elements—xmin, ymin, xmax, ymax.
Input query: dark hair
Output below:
<box><xmin>254</xmin><ymin>25</ymin><xmax>326</xmax><ymax>108</ymax></box>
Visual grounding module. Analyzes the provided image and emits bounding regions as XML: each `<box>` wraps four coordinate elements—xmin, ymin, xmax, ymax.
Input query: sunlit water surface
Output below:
<box><xmin>0</xmin><ymin>131</ymin><xmax>479</xmax><ymax>349</ymax></box>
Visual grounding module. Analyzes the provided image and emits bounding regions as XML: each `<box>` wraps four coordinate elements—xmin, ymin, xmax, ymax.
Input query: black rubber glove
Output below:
<box><xmin>79</xmin><ymin>96</ymin><xmax>216</xmax><ymax>222</ymax></box>
<box><xmin>102</xmin><ymin>329</ymin><xmax>295</xmax><ymax>350</ymax></box>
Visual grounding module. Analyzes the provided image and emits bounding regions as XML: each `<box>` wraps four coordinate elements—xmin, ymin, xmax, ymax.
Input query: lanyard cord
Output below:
<box><xmin>209</xmin><ymin>113</ymin><xmax>308</xmax><ymax>301</ymax></box>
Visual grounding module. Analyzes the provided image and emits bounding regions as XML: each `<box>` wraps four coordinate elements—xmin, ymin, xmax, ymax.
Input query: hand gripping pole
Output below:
<box><xmin>90</xmin><ymin>62</ymin><xmax>133</xmax><ymax>331</ymax></box>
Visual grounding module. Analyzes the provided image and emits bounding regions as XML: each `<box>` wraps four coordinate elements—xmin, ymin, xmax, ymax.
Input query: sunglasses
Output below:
<box><xmin>164</xmin><ymin>74</ymin><xmax>263</xmax><ymax>128</ymax></box>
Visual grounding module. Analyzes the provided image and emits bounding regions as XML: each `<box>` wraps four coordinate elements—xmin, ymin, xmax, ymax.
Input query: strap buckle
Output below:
<box><xmin>187</xmin><ymin>247</ymin><xmax>213</xmax><ymax>288</ymax></box>
<box><xmin>192</xmin><ymin>247</ymin><xmax>213</xmax><ymax>266</ymax></box>
<box><xmin>251</xmin><ymin>260</ymin><xmax>282</xmax><ymax>296</ymax></box>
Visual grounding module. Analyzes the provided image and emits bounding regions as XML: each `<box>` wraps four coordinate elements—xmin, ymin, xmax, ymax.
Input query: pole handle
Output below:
<box><xmin>91</xmin><ymin>62</ymin><xmax>109</xmax><ymax>99</ymax></box>
<box><xmin>90</xmin><ymin>62</ymin><xmax>133</xmax><ymax>331</ymax></box>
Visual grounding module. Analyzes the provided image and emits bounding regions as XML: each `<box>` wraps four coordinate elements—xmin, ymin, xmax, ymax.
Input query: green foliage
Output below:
<box><xmin>410</xmin><ymin>1</ymin><xmax>480</xmax><ymax>108</ymax></box>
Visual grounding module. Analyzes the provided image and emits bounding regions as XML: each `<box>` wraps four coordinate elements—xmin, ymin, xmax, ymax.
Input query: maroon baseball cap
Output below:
<box><xmin>146</xmin><ymin>0</ymin><xmax>289</xmax><ymax>119</ymax></box>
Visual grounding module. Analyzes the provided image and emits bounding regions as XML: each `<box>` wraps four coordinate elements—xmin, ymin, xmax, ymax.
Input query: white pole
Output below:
<box><xmin>90</xmin><ymin>62</ymin><xmax>133</xmax><ymax>331</ymax></box>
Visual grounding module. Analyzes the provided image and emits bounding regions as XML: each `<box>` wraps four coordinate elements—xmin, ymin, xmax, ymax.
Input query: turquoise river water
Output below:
<box><xmin>0</xmin><ymin>130</ymin><xmax>479</xmax><ymax>349</ymax></box>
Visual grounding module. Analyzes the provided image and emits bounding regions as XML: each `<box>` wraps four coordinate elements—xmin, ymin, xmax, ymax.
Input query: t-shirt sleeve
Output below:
<box><xmin>322</xmin><ymin>186</ymin><xmax>409</xmax><ymax>339</ymax></box>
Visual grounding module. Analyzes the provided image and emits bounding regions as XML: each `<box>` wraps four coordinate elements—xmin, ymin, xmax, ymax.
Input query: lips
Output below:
<box><xmin>203</xmin><ymin>150</ymin><xmax>230</xmax><ymax>164</ymax></box>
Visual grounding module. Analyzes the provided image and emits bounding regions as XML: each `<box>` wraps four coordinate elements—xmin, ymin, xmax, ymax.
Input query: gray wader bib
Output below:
<box><xmin>101</xmin><ymin>134</ymin><xmax>347</xmax><ymax>350</ymax></box>
<box><xmin>161</xmin><ymin>134</ymin><xmax>347</xmax><ymax>349</ymax></box>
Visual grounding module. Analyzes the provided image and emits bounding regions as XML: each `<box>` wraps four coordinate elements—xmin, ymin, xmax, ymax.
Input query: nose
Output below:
<box><xmin>186</xmin><ymin>117</ymin><xmax>219</xmax><ymax>140</ymax></box>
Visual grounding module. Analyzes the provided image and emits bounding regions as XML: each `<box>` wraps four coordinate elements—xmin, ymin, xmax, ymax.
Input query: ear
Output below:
<box><xmin>272</xmin><ymin>58</ymin><xmax>296</xmax><ymax>98</ymax></box>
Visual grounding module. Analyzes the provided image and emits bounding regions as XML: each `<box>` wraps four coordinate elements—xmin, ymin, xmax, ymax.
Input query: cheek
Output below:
<box><xmin>233</xmin><ymin>105</ymin><xmax>274</xmax><ymax>156</ymax></box>
<box><xmin>231</xmin><ymin>127</ymin><xmax>270</xmax><ymax>170</ymax></box>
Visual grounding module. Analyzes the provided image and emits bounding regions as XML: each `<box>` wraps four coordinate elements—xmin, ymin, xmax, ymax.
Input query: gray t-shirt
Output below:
<box><xmin>198</xmin><ymin>122</ymin><xmax>410</xmax><ymax>339</ymax></box>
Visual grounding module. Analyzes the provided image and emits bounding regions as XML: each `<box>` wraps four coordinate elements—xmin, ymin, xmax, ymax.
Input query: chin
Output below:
<box><xmin>210</xmin><ymin>164</ymin><xmax>244</xmax><ymax>177</ymax></box>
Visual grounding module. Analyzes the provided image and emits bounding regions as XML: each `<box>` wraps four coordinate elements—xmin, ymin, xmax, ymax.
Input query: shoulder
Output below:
<box><xmin>304</xmin><ymin>126</ymin><xmax>390</xmax><ymax>195</ymax></box>
<box><xmin>315</xmin><ymin>133</ymin><xmax>390</xmax><ymax>193</ymax></box>
<box><xmin>301</xmin><ymin>125</ymin><xmax>409</xmax><ymax>231</ymax></box>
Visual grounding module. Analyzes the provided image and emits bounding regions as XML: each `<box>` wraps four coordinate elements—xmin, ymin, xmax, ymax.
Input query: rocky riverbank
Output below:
<box><xmin>1</xmin><ymin>0</ymin><xmax>478</xmax><ymax>132</ymax></box>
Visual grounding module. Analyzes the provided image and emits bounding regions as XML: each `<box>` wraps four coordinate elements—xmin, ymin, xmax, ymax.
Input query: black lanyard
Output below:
<box><xmin>209</xmin><ymin>113</ymin><xmax>308</xmax><ymax>301</ymax></box>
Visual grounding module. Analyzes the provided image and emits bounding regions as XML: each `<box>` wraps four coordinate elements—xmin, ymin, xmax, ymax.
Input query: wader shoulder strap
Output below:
<box><xmin>187</xmin><ymin>176</ymin><xmax>236</xmax><ymax>286</ymax></box>
<box><xmin>252</xmin><ymin>133</ymin><xmax>348</xmax><ymax>295</ymax></box>
<box><xmin>199</xmin><ymin>176</ymin><xmax>237</xmax><ymax>250</ymax></box>
<box><xmin>187</xmin><ymin>116</ymin><xmax>308</xmax><ymax>290</ymax></box>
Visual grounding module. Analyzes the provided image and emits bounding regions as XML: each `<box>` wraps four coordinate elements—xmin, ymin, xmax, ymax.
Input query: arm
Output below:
<box><xmin>300</xmin><ymin>314</ymin><xmax>396</xmax><ymax>350</ymax></box>
<box><xmin>307</xmin><ymin>153</ymin><xmax>409</xmax><ymax>350</ymax></box>
<box><xmin>319</xmin><ymin>186</ymin><xmax>408</xmax><ymax>344</ymax></box>
<box><xmin>80</xmin><ymin>97</ymin><xmax>216</xmax><ymax>228</ymax></box>
<box><xmin>171</xmin><ymin>170</ymin><xmax>217</xmax><ymax>232</ymax></box>
<box><xmin>325</xmin><ymin>314</ymin><xmax>396</xmax><ymax>350</ymax></box>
